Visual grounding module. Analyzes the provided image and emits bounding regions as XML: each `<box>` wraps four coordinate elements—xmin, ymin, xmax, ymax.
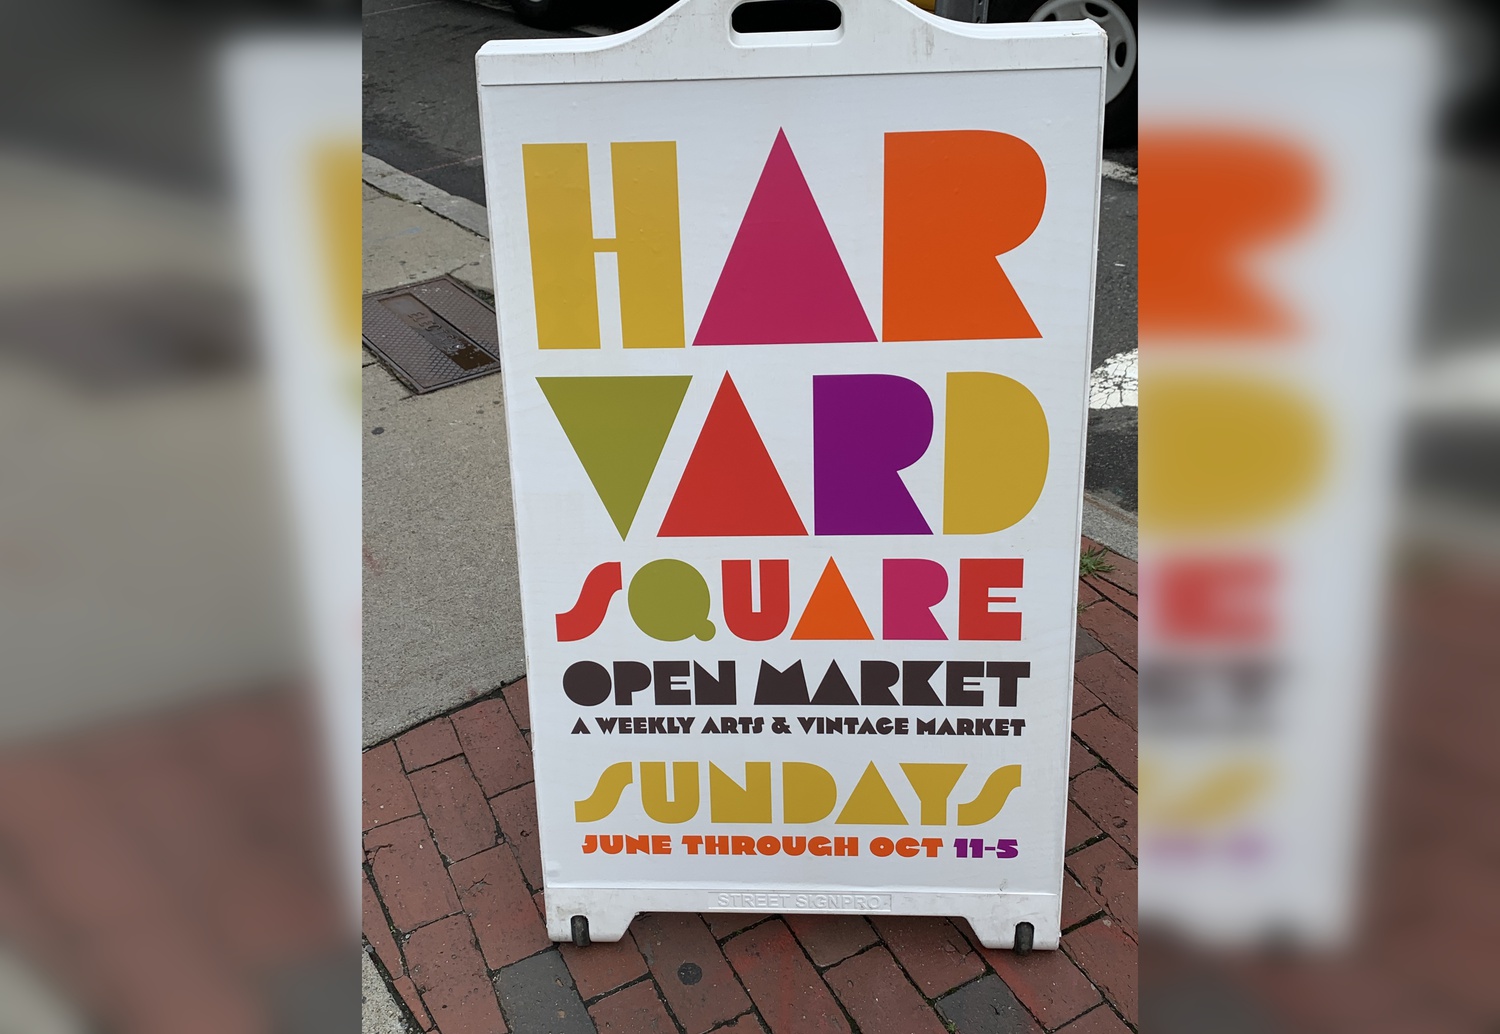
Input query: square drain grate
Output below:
<box><xmin>363</xmin><ymin>276</ymin><xmax>501</xmax><ymax>393</ymax></box>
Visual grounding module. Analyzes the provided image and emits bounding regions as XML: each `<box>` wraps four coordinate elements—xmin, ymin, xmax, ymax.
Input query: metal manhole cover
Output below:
<box><xmin>363</xmin><ymin>276</ymin><xmax>501</xmax><ymax>393</ymax></box>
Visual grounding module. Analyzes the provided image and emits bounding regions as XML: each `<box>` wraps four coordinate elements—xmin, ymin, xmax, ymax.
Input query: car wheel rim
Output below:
<box><xmin>1029</xmin><ymin>0</ymin><xmax>1137</xmax><ymax>104</ymax></box>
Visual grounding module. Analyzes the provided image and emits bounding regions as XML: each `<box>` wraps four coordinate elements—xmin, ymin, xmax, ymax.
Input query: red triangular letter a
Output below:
<box><xmin>659</xmin><ymin>374</ymin><xmax>808</xmax><ymax>537</ymax></box>
<box><xmin>694</xmin><ymin>129</ymin><xmax>876</xmax><ymax>346</ymax></box>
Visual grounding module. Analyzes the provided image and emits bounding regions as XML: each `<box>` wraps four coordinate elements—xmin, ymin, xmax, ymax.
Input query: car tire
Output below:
<box><xmin>988</xmin><ymin>0</ymin><xmax>1137</xmax><ymax>147</ymax></box>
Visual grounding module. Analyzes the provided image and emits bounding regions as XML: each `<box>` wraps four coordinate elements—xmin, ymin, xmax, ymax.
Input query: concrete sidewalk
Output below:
<box><xmin>362</xmin><ymin>157</ymin><xmax>527</xmax><ymax>749</ymax></box>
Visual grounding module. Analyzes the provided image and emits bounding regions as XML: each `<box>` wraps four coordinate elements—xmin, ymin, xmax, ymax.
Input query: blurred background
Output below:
<box><xmin>3</xmin><ymin>0</ymin><xmax>1498</xmax><ymax>1029</ymax></box>
<box><xmin>0</xmin><ymin>1</ymin><xmax>358</xmax><ymax>1031</ymax></box>
<box><xmin>1139</xmin><ymin>1</ymin><xmax>1500</xmax><ymax>1032</ymax></box>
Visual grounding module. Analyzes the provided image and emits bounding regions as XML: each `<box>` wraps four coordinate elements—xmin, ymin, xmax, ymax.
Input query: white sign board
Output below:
<box><xmin>477</xmin><ymin>0</ymin><xmax>1104</xmax><ymax>950</ymax></box>
<box><xmin>224</xmin><ymin>35</ymin><xmax>363</xmax><ymax>922</ymax></box>
<box><xmin>1138</xmin><ymin>19</ymin><xmax>1434</xmax><ymax>945</ymax></box>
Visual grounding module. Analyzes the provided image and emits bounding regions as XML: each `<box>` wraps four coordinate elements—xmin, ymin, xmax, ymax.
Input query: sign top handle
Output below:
<box><xmin>475</xmin><ymin>0</ymin><xmax>1106</xmax><ymax>86</ymax></box>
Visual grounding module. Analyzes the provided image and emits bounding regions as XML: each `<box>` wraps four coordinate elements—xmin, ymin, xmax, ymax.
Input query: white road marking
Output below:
<box><xmin>362</xmin><ymin>0</ymin><xmax>441</xmax><ymax>16</ymax></box>
<box><xmin>1090</xmin><ymin>348</ymin><xmax>1138</xmax><ymax>410</ymax></box>
<box><xmin>1408</xmin><ymin>343</ymin><xmax>1500</xmax><ymax>415</ymax></box>
<box><xmin>1102</xmin><ymin>159</ymin><xmax>1137</xmax><ymax>185</ymax></box>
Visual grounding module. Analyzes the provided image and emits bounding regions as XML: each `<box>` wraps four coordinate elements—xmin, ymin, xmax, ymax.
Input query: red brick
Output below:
<box><xmin>503</xmin><ymin>678</ymin><xmax>531</xmax><ymax>735</ymax></box>
<box><xmin>1073</xmin><ymin>652</ymin><xmax>1136</xmax><ymax>728</ymax></box>
<box><xmin>1062</xmin><ymin>870</ymin><xmax>1103</xmax><ymax>930</ymax></box>
<box><xmin>1083</xmin><ymin>573</ymin><xmax>1137</xmax><ymax>617</ymax></box>
<box><xmin>1072</xmin><ymin>679</ymin><xmax>1103</xmax><ymax>719</ymax></box>
<box><xmin>723</xmin><ymin>921</ymin><xmax>851</xmax><ymax>1034</ymax></box>
<box><xmin>364</xmin><ymin>816</ymin><xmax>459</xmax><ymax>933</ymax></box>
<box><xmin>1101</xmin><ymin>559</ymin><xmax>1136</xmax><ymax>597</ymax></box>
<box><xmin>178</xmin><ymin>690</ymin><xmax>304</xmax><ymax>799</ymax></box>
<box><xmin>1069</xmin><ymin>768</ymin><xmax>1137</xmax><ymax>858</ymax></box>
<box><xmin>975</xmin><ymin>942</ymin><xmax>1101</xmax><ymax>1029</ymax></box>
<box><xmin>396</xmin><ymin>717</ymin><xmax>462</xmax><ymax>772</ymax></box>
<box><xmin>1066</xmin><ymin>838</ymin><xmax>1137</xmax><ymax>939</ymax></box>
<box><xmin>363</xmin><ymin>743</ymin><xmax>419</xmax><ymax>831</ymax></box>
<box><xmin>452</xmin><ymin>699</ymin><xmax>533</xmax><ymax>796</ymax></box>
<box><xmin>825</xmin><ymin>945</ymin><xmax>947</xmax><ymax>1034</ymax></box>
<box><xmin>632</xmin><ymin>912</ymin><xmax>751</xmax><ymax>1033</ymax></box>
<box><xmin>1077</xmin><ymin>601</ymin><xmax>1137</xmax><ymax>670</ymax></box>
<box><xmin>1079</xmin><ymin>539</ymin><xmax>1136</xmax><ymax>595</ymax></box>
<box><xmin>1263</xmin><ymin>956</ymin><xmax>1440</xmax><ymax>1033</ymax></box>
<box><xmin>1056</xmin><ymin>1004</ymin><xmax>1132</xmax><ymax>1033</ymax></box>
<box><xmin>1072</xmin><ymin>707</ymin><xmax>1137</xmax><ymax>787</ymax></box>
<box><xmin>714</xmin><ymin>1015</ymin><xmax>764</xmax><ymax>1032</ymax></box>
<box><xmin>409</xmin><ymin>758</ymin><xmax>497</xmax><ymax>863</ymax></box>
<box><xmin>561</xmin><ymin>932</ymin><xmax>649</xmax><ymax>1000</ymax></box>
<box><xmin>533</xmin><ymin>889</ymin><xmax>546</xmax><ymax>921</ymax></box>
<box><xmin>1077</xmin><ymin>581</ymin><xmax>1103</xmax><ymax>609</ymax></box>
<box><xmin>391</xmin><ymin>974</ymin><xmax>434</xmax><ymax>1029</ymax></box>
<box><xmin>1066</xmin><ymin>802</ymin><xmax>1102</xmax><ymax>851</ymax></box>
<box><xmin>363</xmin><ymin>873</ymin><xmax>404</xmax><ymax>977</ymax></box>
<box><xmin>404</xmin><ymin>914</ymin><xmax>507</xmax><ymax>1033</ymax></box>
<box><xmin>1071</xmin><ymin>738</ymin><xmax>1099</xmax><ymax>778</ymax></box>
<box><xmin>870</xmin><ymin>916</ymin><xmax>984</xmax><ymax>997</ymax></box>
<box><xmin>705</xmin><ymin>913</ymin><xmax>762</xmax><ymax>938</ymax></box>
<box><xmin>449</xmin><ymin>845</ymin><xmax>550</xmax><ymax>970</ymax></box>
<box><xmin>1064</xmin><ymin>921</ymin><xmax>1137</xmax><ymax>1025</ymax></box>
<box><xmin>589</xmin><ymin>979</ymin><xmax>677</xmax><ymax>1034</ymax></box>
<box><xmin>785</xmin><ymin>913</ymin><xmax>877</xmax><ymax>967</ymax></box>
<box><xmin>490</xmin><ymin>785</ymin><xmax>542</xmax><ymax>889</ymax></box>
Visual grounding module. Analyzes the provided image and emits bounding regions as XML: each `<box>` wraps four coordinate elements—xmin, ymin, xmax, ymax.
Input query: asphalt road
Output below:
<box><xmin>362</xmin><ymin>0</ymin><xmax>1139</xmax><ymax>512</ymax></box>
<box><xmin>363</xmin><ymin>0</ymin><xmax>644</xmax><ymax>203</ymax></box>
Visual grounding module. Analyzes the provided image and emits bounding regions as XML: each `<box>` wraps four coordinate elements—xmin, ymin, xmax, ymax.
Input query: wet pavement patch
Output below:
<box><xmin>491</xmin><ymin>951</ymin><xmax>594</xmax><ymax>1034</ymax></box>
<box><xmin>937</xmin><ymin>973</ymin><xmax>1043</xmax><ymax>1034</ymax></box>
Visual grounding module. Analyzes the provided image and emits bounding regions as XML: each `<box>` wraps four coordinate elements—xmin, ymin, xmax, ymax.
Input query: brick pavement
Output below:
<box><xmin>0</xmin><ymin>688</ymin><xmax>347</xmax><ymax>1032</ymax></box>
<box><xmin>363</xmin><ymin>537</ymin><xmax>1138</xmax><ymax>1033</ymax></box>
<box><xmin>1139</xmin><ymin>560</ymin><xmax>1500</xmax><ymax>1033</ymax></box>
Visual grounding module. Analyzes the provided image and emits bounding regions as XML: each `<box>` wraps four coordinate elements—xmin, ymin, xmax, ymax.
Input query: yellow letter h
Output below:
<box><xmin>522</xmin><ymin>142</ymin><xmax>684</xmax><ymax>349</ymax></box>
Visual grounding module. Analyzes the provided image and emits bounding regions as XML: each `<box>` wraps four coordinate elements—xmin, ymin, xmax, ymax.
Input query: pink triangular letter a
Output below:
<box><xmin>694</xmin><ymin>130</ymin><xmax>876</xmax><ymax>345</ymax></box>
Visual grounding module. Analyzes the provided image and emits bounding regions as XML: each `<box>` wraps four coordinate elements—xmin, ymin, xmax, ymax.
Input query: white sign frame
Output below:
<box><xmin>478</xmin><ymin>0</ymin><xmax>1104</xmax><ymax>950</ymax></box>
<box><xmin>1137</xmin><ymin>18</ymin><xmax>1435</xmax><ymax>947</ymax></box>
